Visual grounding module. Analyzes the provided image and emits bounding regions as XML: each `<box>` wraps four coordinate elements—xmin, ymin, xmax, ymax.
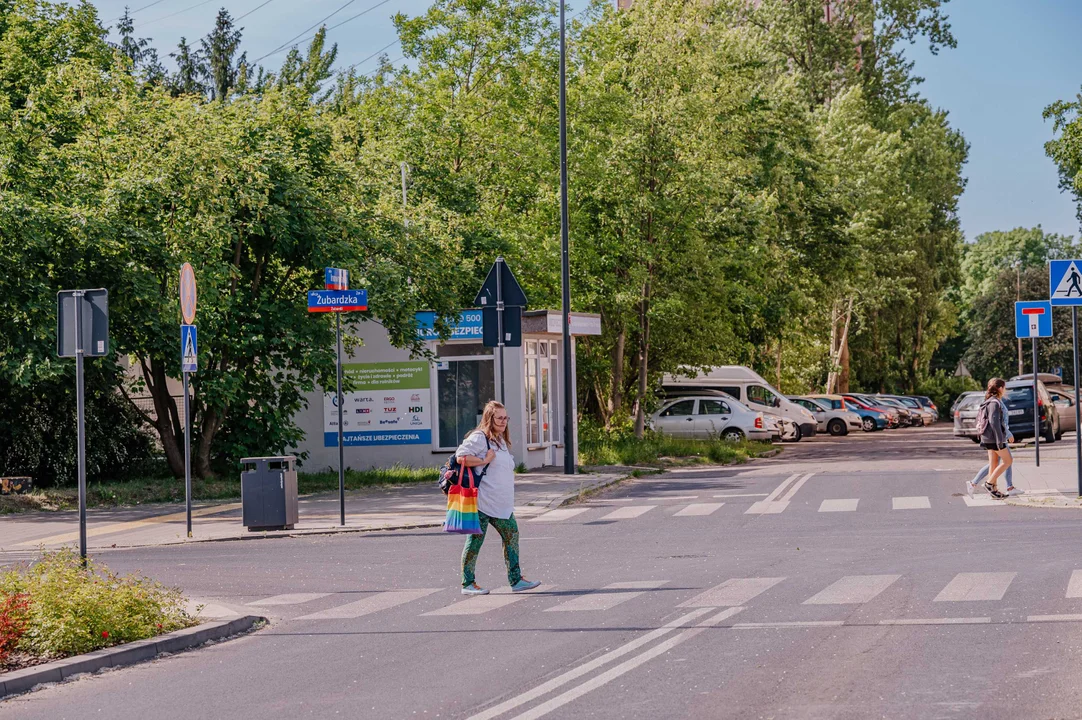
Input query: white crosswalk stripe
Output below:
<box><xmin>819</xmin><ymin>499</ymin><xmax>858</xmax><ymax>512</ymax></box>
<box><xmin>893</xmin><ymin>496</ymin><xmax>931</xmax><ymax>510</ymax></box>
<box><xmin>533</xmin><ymin>508</ymin><xmax>590</xmax><ymax>522</ymax></box>
<box><xmin>600</xmin><ymin>505</ymin><xmax>655</xmax><ymax>520</ymax></box>
<box><xmin>1067</xmin><ymin>570</ymin><xmax>1082</xmax><ymax>598</ymax></box>
<box><xmin>248</xmin><ymin>593</ymin><xmax>331</xmax><ymax>606</ymax></box>
<box><xmin>804</xmin><ymin>575</ymin><xmax>900</xmax><ymax>605</ymax></box>
<box><xmin>296</xmin><ymin>589</ymin><xmax>441</xmax><ymax>620</ymax></box>
<box><xmin>680</xmin><ymin>577</ymin><xmax>785</xmax><ymax>608</ymax></box>
<box><xmin>673</xmin><ymin>503</ymin><xmax>724</xmax><ymax>517</ymax></box>
<box><xmin>934</xmin><ymin>572</ymin><xmax>1016</xmax><ymax>602</ymax></box>
<box><xmin>546</xmin><ymin>581</ymin><xmax>668</xmax><ymax>612</ymax></box>
<box><xmin>962</xmin><ymin>496</ymin><xmax>1002</xmax><ymax>507</ymax></box>
<box><xmin>425</xmin><ymin>588</ymin><xmax>554</xmax><ymax>616</ymax></box>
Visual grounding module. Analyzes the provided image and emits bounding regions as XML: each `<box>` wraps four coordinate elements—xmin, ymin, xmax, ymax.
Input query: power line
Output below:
<box><xmin>104</xmin><ymin>0</ymin><xmax>173</xmax><ymax>24</ymax></box>
<box><xmin>253</xmin><ymin>0</ymin><xmax>395</xmax><ymax>64</ymax></box>
<box><xmin>142</xmin><ymin>0</ymin><xmax>218</xmax><ymax>27</ymax></box>
<box><xmin>343</xmin><ymin>39</ymin><xmax>399</xmax><ymax>73</ymax></box>
<box><xmin>252</xmin><ymin>0</ymin><xmax>362</xmax><ymax>63</ymax></box>
<box><xmin>237</xmin><ymin>0</ymin><xmax>279</xmax><ymax>21</ymax></box>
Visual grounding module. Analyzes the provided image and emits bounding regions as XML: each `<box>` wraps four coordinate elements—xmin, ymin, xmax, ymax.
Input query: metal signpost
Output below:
<box><xmin>57</xmin><ymin>289</ymin><xmax>109</xmax><ymax>563</ymax></box>
<box><xmin>180</xmin><ymin>264</ymin><xmax>198</xmax><ymax>538</ymax></box>
<box><xmin>475</xmin><ymin>257</ymin><xmax>527</xmax><ymax>404</ymax></box>
<box><xmin>1015</xmin><ymin>301</ymin><xmax>1052</xmax><ymax>466</ymax></box>
<box><xmin>308</xmin><ymin>270</ymin><xmax>367</xmax><ymax>526</ymax></box>
<box><xmin>1049</xmin><ymin>260</ymin><xmax>1082</xmax><ymax>495</ymax></box>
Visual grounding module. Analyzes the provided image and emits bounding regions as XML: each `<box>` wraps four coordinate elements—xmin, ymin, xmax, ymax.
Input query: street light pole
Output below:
<box><xmin>559</xmin><ymin>0</ymin><xmax>574</xmax><ymax>474</ymax></box>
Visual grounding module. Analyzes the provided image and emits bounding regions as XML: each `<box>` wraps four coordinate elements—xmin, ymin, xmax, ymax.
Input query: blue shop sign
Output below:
<box><xmin>415</xmin><ymin>310</ymin><xmax>484</xmax><ymax>341</ymax></box>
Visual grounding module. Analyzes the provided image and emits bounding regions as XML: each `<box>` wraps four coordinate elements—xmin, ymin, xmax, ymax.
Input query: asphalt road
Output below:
<box><xmin>4</xmin><ymin>425</ymin><xmax>1082</xmax><ymax>720</ymax></box>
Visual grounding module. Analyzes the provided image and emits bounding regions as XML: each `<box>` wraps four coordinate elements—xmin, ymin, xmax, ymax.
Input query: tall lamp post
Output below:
<box><xmin>559</xmin><ymin>0</ymin><xmax>575</xmax><ymax>474</ymax></box>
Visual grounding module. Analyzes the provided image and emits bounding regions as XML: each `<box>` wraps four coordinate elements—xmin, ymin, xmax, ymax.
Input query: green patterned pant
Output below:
<box><xmin>462</xmin><ymin>512</ymin><xmax>522</xmax><ymax>588</ymax></box>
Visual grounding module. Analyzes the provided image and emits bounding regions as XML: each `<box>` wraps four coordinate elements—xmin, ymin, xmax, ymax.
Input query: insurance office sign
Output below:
<box><xmin>323</xmin><ymin>361</ymin><xmax>431</xmax><ymax>446</ymax></box>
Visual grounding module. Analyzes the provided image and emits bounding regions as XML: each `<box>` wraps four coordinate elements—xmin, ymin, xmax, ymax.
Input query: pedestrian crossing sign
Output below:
<box><xmin>181</xmin><ymin>324</ymin><xmax>197</xmax><ymax>373</ymax></box>
<box><xmin>1049</xmin><ymin>260</ymin><xmax>1082</xmax><ymax>306</ymax></box>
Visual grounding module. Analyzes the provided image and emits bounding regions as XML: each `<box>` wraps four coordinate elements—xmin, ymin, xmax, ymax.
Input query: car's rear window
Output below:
<box><xmin>1005</xmin><ymin>387</ymin><xmax>1034</xmax><ymax>404</ymax></box>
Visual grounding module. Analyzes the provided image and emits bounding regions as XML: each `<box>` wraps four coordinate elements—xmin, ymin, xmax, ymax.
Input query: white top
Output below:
<box><xmin>456</xmin><ymin>430</ymin><xmax>516</xmax><ymax>519</ymax></box>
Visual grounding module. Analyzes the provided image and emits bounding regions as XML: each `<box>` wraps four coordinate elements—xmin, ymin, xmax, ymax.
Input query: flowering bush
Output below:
<box><xmin>0</xmin><ymin>592</ymin><xmax>30</xmax><ymax>664</ymax></box>
<box><xmin>0</xmin><ymin>548</ymin><xmax>195</xmax><ymax>658</ymax></box>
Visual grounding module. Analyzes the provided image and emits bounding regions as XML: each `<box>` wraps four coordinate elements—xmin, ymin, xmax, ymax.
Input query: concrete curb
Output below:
<box><xmin>1005</xmin><ymin>495</ymin><xmax>1082</xmax><ymax>509</ymax></box>
<box><xmin>0</xmin><ymin>615</ymin><xmax>265</xmax><ymax>700</ymax></box>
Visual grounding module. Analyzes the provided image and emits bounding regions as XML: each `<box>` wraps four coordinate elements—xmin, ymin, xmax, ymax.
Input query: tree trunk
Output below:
<box><xmin>608</xmin><ymin>322</ymin><xmax>626</xmax><ymax>428</ymax></box>
<box><xmin>633</xmin><ymin>283</ymin><xmax>651</xmax><ymax>439</ymax></box>
<box><xmin>838</xmin><ymin>333</ymin><xmax>851</xmax><ymax>393</ymax></box>
<box><xmin>195</xmin><ymin>407</ymin><xmax>222</xmax><ymax>479</ymax></box>
<box><xmin>141</xmin><ymin>357</ymin><xmax>185</xmax><ymax>478</ymax></box>
<box><xmin>775</xmin><ymin>334</ymin><xmax>783</xmax><ymax>392</ymax></box>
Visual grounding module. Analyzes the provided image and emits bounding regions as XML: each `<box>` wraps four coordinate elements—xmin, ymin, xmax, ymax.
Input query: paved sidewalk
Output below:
<box><xmin>999</xmin><ymin>438</ymin><xmax>1082</xmax><ymax>507</ymax></box>
<box><xmin>0</xmin><ymin>466</ymin><xmax>649</xmax><ymax>555</ymax></box>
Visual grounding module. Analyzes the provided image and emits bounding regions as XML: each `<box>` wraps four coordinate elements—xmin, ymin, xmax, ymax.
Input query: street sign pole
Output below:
<box><xmin>1075</xmin><ymin>308</ymin><xmax>1081</xmax><ymax>497</ymax></box>
<box><xmin>1033</xmin><ymin>338</ymin><xmax>1040</xmax><ymax>467</ymax></box>
<box><xmin>559</xmin><ymin>0</ymin><xmax>574</xmax><ymax>475</ymax></box>
<box><xmin>337</xmin><ymin>311</ymin><xmax>345</xmax><ymax>527</ymax></box>
<box><xmin>74</xmin><ymin>291</ymin><xmax>88</xmax><ymax>564</ymax></box>
<box><xmin>496</xmin><ymin>257</ymin><xmax>506</xmax><ymax>405</ymax></box>
<box><xmin>184</xmin><ymin>370</ymin><xmax>192</xmax><ymax>537</ymax></box>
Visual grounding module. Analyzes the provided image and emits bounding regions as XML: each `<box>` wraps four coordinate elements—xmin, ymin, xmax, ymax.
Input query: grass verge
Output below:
<box><xmin>579</xmin><ymin>430</ymin><xmax>776</xmax><ymax>467</ymax></box>
<box><xmin>0</xmin><ymin>466</ymin><xmax>437</xmax><ymax>515</ymax></box>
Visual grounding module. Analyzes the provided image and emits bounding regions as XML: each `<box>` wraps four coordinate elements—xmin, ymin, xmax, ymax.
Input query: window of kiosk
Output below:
<box><xmin>435</xmin><ymin>344</ymin><xmax>495</xmax><ymax>450</ymax></box>
<box><xmin>525</xmin><ymin>340</ymin><xmax>560</xmax><ymax>447</ymax></box>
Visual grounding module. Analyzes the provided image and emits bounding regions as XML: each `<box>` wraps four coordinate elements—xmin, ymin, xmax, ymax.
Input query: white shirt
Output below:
<box><xmin>456</xmin><ymin>430</ymin><xmax>516</xmax><ymax>519</ymax></box>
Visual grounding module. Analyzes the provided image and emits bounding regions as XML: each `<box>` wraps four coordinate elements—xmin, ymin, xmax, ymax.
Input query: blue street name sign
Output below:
<box><xmin>1015</xmin><ymin>301</ymin><xmax>1053</xmax><ymax>339</ymax></box>
<box><xmin>307</xmin><ymin>289</ymin><xmax>368</xmax><ymax>313</ymax></box>
<box><xmin>1050</xmin><ymin>260</ymin><xmax>1082</xmax><ymax>306</ymax></box>
<box><xmin>181</xmin><ymin>324</ymin><xmax>198</xmax><ymax>372</ymax></box>
<box><xmin>325</xmin><ymin>267</ymin><xmax>349</xmax><ymax>291</ymax></box>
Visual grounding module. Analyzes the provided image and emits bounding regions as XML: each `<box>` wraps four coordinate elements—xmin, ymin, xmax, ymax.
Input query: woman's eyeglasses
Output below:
<box><xmin>494</xmin><ymin>416</ymin><xmax>509</xmax><ymax>422</ymax></box>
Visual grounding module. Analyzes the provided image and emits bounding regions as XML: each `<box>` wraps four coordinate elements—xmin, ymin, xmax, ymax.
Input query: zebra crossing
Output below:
<box><xmin>204</xmin><ymin>569</ymin><xmax>1082</xmax><ymax>626</ymax></box>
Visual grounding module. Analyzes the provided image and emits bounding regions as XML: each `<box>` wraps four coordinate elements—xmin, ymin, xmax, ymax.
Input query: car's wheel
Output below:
<box><xmin>861</xmin><ymin>417</ymin><xmax>876</xmax><ymax>432</ymax></box>
<box><xmin>1046</xmin><ymin>422</ymin><xmax>1057</xmax><ymax>444</ymax></box>
<box><xmin>828</xmin><ymin>418</ymin><xmax>847</xmax><ymax>436</ymax></box>
<box><xmin>790</xmin><ymin>425</ymin><xmax>803</xmax><ymax>442</ymax></box>
<box><xmin>721</xmin><ymin>428</ymin><xmax>745</xmax><ymax>443</ymax></box>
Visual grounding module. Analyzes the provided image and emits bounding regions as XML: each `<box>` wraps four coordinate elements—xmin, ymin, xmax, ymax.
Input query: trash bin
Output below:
<box><xmin>240</xmin><ymin>456</ymin><xmax>298</xmax><ymax>531</ymax></box>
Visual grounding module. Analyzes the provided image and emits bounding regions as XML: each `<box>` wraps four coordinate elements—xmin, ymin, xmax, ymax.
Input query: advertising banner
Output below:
<box><xmin>324</xmin><ymin>361</ymin><xmax>431</xmax><ymax>446</ymax></box>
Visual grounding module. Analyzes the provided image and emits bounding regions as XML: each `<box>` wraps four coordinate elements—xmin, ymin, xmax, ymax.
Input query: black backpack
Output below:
<box><xmin>438</xmin><ymin>435</ymin><xmax>490</xmax><ymax>494</ymax></box>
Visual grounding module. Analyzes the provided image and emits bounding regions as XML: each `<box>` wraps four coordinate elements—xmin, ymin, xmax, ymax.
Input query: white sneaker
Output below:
<box><xmin>966</xmin><ymin>481</ymin><xmax>974</xmax><ymax>498</ymax></box>
<box><xmin>1007</xmin><ymin>487</ymin><xmax>1025</xmax><ymax>496</ymax></box>
<box><xmin>461</xmin><ymin>584</ymin><xmax>489</xmax><ymax>596</ymax></box>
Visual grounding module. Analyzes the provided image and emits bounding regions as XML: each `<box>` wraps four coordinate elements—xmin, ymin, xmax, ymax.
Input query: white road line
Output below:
<box><xmin>804</xmin><ymin>575</ymin><xmax>901</xmax><ymax>605</ymax></box>
<box><xmin>962</xmin><ymin>496</ymin><xmax>1003</xmax><ymax>508</ymax></box>
<box><xmin>635</xmin><ymin>495</ymin><xmax>699</xmax><ymax>501</ymax></box>
<box><xmin>761</xmin><ymin>473</ymin><xmax>803</xmax><ymax>503</ymax></box>
<box><xmin>679</xmin><ymin>577</ymin><xmax>785</xmax><ymax>608</ymax></box>
<box><xmin>745</xmin><ymin>473</ymin><xmax>810</xmax><ymax>514</ymax></box>
<box><xmin>600</xmin><ymin>505</ymin><xmax>655</xmax><ymax>520</ymax></box>
<box><xmin>712</xmin><ymin>493</ymin><xmax>769</xmax><ymax>498</ymax></box>
<box><xmin>296</xmin><ymin>589</ymin><xmax>440</xmax><ymax>620</ymax></box>
<box><xmin>779</xmin><ymin>473</ymin><xmax>815</xmax><ymax>502</ymax></box>
<box><xmin>745</xmin><ymin>500</ymin><xmax>788</xmax><ymax>514</ymax></box>
<box><xmin>880</xmin><ymin>617</ymin><xmax>990</xmax><ymax>626</ymax></box>
<box><xmin>425</xmin><ymin>587</ymin><xmax>554</xmax><ymax>616</ymax></box>
<box><xmin>892</xmin><ymin>496</ymin><xmax>931</xmax><ymax>510</ymax></box>
<box><xmin>545</xmin><ymin>581</ymin><xmax>667</xmax><ymax>612</ymax></box>
<box><xmin>532</xmin><ymin>508</ymin><xmax>590</xmax><ymax>522</ymax></box>
<box><xmin>506</xmin><ymin>608</ymin><xmax>744</xmax><ymax>720</ymax></box>
<box><xmin>248</xmin><ymin>593</ymin><xmax>331</xmax><ymax>606</ymax></box>
<box><xmin>732</xmin><ymin>620</ymin><xmax>844</xmax><ymax>629</ymax></box>
<box><xmin>934</xmin><ymin>572</ymin><xmax>1016</xmax><ymax>602</ymax></box>
<box><xmin>467</xmin><ymin>607</ymin><xmax>715</xmax><ymax>720</ymax></box>
<box><xmin>673</xmin><ymin>503</ymin><xmax>724</xmax><ymax>517</ymax></box>
<box><xmin>1067</xmin><ymin>570</ymin><xmax>1082</xmax><ymax>598</ymax></box>
<box><xmin>819</xmin><ymin>499</ymin><xmax>859</xmax><ymax>513</ymax></box>
<box><xmin>1027</xmin><ymin>614</ymin><xmax>1082</xmax><ymax>623</ymax></box>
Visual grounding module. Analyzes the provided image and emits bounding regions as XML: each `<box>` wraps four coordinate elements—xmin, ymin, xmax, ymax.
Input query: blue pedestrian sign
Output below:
<box><xmin>181</xmin><ymin>324</ymin><xmax>198</xmax><ymax>372</ymax></box>
<box><xmin>1050</xmin><ymin>260</ymin><xmax>1082</xmax><ymax>306</ymax></box>
<box><xmin>1015</xmin><ymin>301</ymin><xmax>1052</xmax><ymax>339</ymax></box>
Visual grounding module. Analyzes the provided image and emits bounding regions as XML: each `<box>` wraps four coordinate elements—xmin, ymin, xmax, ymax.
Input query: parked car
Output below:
<box><xmin>1049</xmin><ymin>389</ymin><xmax>1078</xmax><ymax>434</ymax></box>
<box><xmin>649</xmin><ymin>396</ymin><xmax>774</xmax><ymax>443</ymax></box>
<box><xmin>663</xmin><ymin>366</ymin><xmax>817</xmax><ymax>440</ymax></box>
<box><xmin>843</xmin><ymin>394</ymin><xmax>901</xmax><ymax>428</ymax></box>
<box><xmin>873</xmin><ymin>396</ymin><xmax>921</xmax><ymax>426</ymax></box>
<box><xmin>1010</xmin><ymin>372</ymin><xmax>1070</xmax><ymax>396</ymax></box>
<box><xmin>911</xmin><ymin>395</ymin><xmax>940</xmax><ymax>423</ymax></box>
<box><xmin>1003</xmin><ymin>378</ymin><xmax>1060</xmax><ymax>442</ymax></box>
<box><xmin>810</xmin><ymin>393</ymin><xmax>888</xmax><ymax>432</ymax></box>
<box><xmin>950</xmin><ymin>390</ymin><xmax>982</xmax><ymax>416</ymax></box>
<box><xmin>881</xmin><ymin>395</ymin><xmax>936</xmax><ymax>426</ymax></box>
<box><xmin>764</xmin><ymin>413</ymin><xmax>799</xmax><ymax>442</ymax></box>
<box><xmin>788</xmin><ymin>396</ymin><xmax>862</xmax><ymax>436</ymax></box>
<box><xmin>953</xmin><ymin>392</ymin><xmax>982</xmax><ymax>442</ymax></box>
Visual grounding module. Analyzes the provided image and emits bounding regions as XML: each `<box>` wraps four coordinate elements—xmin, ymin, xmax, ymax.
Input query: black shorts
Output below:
<box><xmin>980</xmin><ymin>442</ymin><xmax>1008</xmax><ymax>451</ymax></box>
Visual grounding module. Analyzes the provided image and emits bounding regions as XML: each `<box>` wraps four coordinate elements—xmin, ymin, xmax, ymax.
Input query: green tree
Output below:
<box><xmin>200</xmin><ymin>8</ymin><xmax>243</xmax><ymax>101</ymax></box>
<box><xmin>169</xmin><ymin>37</ymin><xmax>206</xmax><ymax>97</ymax></box>
<box><xmin>960</xmin><ymin>227</ymin><xmax>1076</xmax><ymax>311</ymax></box>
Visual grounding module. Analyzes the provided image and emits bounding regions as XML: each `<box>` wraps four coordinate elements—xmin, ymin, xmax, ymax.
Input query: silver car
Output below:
<box><xmin>789</xmin><ymin>396</ymin><xmax>862</xmax><ymax>436</ymax></box>
<box><xmin>953</xmin><ymin>393</ymin><xmax>981</xmax><ymax>442</ymax></box>
<box><xmin>650</xmin><ymin>396</ymin><xmax>774</xmax><ymax>442</ymax></box>
<box><xmin>1049</xmin><ymin>390</ymin><xmax>1078</xmax><ymax>434</ymax></box>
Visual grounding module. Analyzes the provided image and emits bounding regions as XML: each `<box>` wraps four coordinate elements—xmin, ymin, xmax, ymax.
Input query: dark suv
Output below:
<box><xmin>1003</xmin><ymin>379</ymin><xmax>1061</xmax><ymax>442</ymax></box>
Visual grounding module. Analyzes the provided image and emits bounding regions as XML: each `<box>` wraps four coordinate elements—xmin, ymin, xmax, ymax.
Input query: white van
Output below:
<box><xmin>662</xmin><ymin>366</ymin><xmax>818</xmax><ymax>440</ymax></box>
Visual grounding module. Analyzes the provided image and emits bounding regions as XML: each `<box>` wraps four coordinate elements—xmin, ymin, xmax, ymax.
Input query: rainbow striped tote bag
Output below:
<box><xmin>443</xmin><ymin>465</ymin><xmax>482</xmax><ymax>534</ymax></box>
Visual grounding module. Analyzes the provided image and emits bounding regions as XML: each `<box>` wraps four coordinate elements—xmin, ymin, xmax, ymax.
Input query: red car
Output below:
<box><xmin>843</xmin><ymin>394</ymin><xmax>900</xmax><ymax>429</ymax></box>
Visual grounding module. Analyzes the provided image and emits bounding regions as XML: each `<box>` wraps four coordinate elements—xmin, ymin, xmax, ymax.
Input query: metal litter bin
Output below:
<box><xmin>240</xmin><ymin>456</ymin><xmax>298</xmax><ymax>531</ymax></box>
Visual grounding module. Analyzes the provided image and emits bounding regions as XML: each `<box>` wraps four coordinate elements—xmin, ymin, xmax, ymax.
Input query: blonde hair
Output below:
<box><xmin>475</xmin><ymin>401</ymin><xmax>512</xmax><ymax>449</ymax></box>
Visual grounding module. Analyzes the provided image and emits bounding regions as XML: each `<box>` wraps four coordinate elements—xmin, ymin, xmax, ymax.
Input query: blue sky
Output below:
<box><xmin>89</xmin><ymin>0</ymin><xmax>1082</xmax><ymax>242</ymax></box>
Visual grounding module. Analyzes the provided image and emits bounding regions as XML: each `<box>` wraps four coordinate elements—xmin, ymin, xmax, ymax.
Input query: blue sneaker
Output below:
<box><xmin>461</xmin><ymin>583</ymin><xmax>489</xmax><ymax>596</ymax></box>
<box><xmin>510</xmin><ymin>579</ymin><xmax>541</xmax><ymax>593</ymax></box>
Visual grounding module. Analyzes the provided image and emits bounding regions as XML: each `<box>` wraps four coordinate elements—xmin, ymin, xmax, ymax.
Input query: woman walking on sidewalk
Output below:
<box><xmin>456</xmin><ymin>401</ymin><xmax>542</xmax><ymax>596</ymax></box>
<box><xmin>967</xmin><ymin>382</ymin><xmax>1023</xmax><ymax>497</ymax></box>
<box><xmin>970</xmin><ymin>378</ymin><xmax>1013</xmax><ymax>499</ymax></box>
